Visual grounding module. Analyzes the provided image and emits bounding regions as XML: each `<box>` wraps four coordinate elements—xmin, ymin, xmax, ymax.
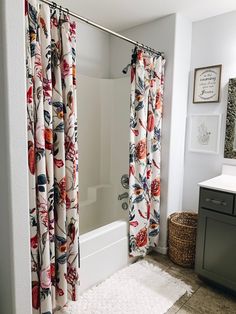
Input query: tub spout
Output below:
<box><xmin>118</xmin><ymin>192</ymin><xmax>129</xmax><ymax>201</ymax></box>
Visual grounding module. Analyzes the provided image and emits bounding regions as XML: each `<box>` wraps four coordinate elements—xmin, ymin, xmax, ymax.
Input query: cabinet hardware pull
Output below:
<box><xmin>205</xmin><ymin>198</ymin><xmax>227</xmax><ymax>206</ymax></box>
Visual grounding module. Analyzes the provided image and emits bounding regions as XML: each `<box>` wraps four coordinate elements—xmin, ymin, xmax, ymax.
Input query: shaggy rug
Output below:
<box><xmin>58</xmin><ymin>260</ymin><xmax>192</xmax><ymax>314</ymax></box>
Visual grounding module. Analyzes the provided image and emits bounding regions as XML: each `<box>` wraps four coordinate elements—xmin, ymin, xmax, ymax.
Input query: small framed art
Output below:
<box><xmin>193</xmin><ymin>65</ymin><xmax>222</xmax><ymax>103</ymax></box>
<box><xmin>188</xmin><ymin>114</ymin><xmax>221</xmax><ymax>154</ymax></box>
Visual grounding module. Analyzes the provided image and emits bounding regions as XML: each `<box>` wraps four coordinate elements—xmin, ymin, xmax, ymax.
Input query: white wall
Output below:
<box><xmin>58</xmin><ymin>0</ymin><xmax>110</xmax><ymax>78</ymax></box>
<box><xmin>166</xmin><ymin>15</ymin><xmax>192</xmax><ymax>215</ymax></box>
<box><xmin>0</xmin><ymin>0</ymin><xmax>31</xmax><ymax>313</ymax></box>
<box><xmin>182</xmin><ymin>11</ymin><xmax>236</xmax><ymax>211</ymax></box>
<box><xmin>76</xmin><ymin>22</ymin><xmax>110</xmax><ymax>78</ymax></box>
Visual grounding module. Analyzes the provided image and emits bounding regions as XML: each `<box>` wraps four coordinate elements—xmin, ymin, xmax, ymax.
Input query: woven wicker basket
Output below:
<box><xmin>168</xmin><ymin>212</ymin><xmax>198</xmax><ymax>268</ymax></box>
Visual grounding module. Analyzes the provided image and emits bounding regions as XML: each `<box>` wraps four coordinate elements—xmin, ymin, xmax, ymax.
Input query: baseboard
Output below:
<box><xmin>154</xmin><ymin>245</ymin><xmax>168</xmax><ymax>255</ymax></box>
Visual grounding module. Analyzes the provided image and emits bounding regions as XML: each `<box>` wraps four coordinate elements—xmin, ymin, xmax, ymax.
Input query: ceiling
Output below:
<box><xmin>58</xmin><ymin>0</ymin><xmax>236</xmax><ymax>31</ymax></box>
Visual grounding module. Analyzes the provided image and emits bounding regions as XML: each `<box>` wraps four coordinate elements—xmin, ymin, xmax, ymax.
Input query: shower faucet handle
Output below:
<box><xmin>122</xmin><ymin>202</ymin><xmax>128</xmax><ymax>211</ymax></box>
<box><xmin>118</xmin><ymin>192</ymin><xmax>129</xmax><ymax>201</ymax></box>
<box><xmin>121</xmin><ymin>174</ymin><xmax>129</xmax><ymax>189</ymax></box>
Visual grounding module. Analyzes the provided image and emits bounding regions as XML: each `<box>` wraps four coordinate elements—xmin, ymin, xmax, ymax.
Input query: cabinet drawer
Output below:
<box><xmin>200</xmin><ymin>188</ymin><xmax>234</xmax><ymax>215</ymax></box>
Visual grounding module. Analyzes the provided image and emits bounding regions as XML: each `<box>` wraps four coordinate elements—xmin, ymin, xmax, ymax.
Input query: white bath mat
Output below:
<box><xmin>59</xmin><ymin>260</ymin><xmax>192</xmax><ymax>314</ymax></box>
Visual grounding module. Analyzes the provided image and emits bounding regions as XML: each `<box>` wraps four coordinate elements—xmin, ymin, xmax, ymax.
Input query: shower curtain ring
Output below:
<box><xmin>51</xmin><ymin>2</ymin><xmax>57</xmax><ymax>9</ymax></box>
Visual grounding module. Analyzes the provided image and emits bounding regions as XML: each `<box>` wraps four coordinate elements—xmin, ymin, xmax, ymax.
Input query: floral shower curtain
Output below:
<box><xmin>25</xmin><ymin>0</ymin><xmax>79</xmax><ymax>312</ymax></box>
<box><xmin>129</xmin><ymin>48</ymin><xmax>165</xmax><ymax>257</ymax></box>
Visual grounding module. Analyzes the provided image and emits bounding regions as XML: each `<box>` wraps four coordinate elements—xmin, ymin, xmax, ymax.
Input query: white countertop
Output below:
<box><xmin>199</xmin><ymin>174</ymin><xmax>236</xmax><ymax>194</ymax></box>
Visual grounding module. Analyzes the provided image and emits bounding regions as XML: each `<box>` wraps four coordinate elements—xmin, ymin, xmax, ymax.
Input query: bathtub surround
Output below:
<box><xmin>79</xmin><ymin>221</ymin><xmax>128</xmax><ymax>292</ymax></box>
<box><xmin>26</xmin><ymin>1</ymin><xmax>79</xmax><ymax>312</ymax></box>
<box><xmin>129</xmin><ymin>48</ymin><xmax>165</xmax><ymax>256</ymax></box>
<box><xmin>62</xmin><ymin>260</ymin><xmax>192</xmax><ymax>314</ymax></box>
<box><xmin>77</xmin><ymin>75</ymin><xmax>130</xmax><ymax>230</ymax></box>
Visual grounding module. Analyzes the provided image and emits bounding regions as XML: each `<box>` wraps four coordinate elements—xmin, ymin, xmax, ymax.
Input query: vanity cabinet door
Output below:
<box><xmin>195</xmin><ymin>208</ymin><xmax>236</xmax><ymax>292</ymax></box>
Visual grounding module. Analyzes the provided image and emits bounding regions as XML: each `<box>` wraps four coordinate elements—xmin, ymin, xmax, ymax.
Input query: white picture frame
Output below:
<box><xmin>188</xmin><ymin>114</ymin><xmax>221</xmax><ymax>154</ymax></box>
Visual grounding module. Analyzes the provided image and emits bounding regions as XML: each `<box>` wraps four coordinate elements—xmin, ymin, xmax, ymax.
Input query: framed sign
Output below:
<box><xmin>193</xmin><ymin>65</ymin><xmax>222</xmax><ymax>103</ymax></box>
<box><xmin>188</xmin><ymin>114</ymin><xmax>221</xmax><ymax>154</ymax></box>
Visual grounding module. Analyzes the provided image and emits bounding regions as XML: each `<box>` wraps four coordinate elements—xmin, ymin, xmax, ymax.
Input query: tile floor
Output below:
<box><xmin>145</xmin><ymin>252</ymin><xmax>236</xmax><ymax>314</ymax></box>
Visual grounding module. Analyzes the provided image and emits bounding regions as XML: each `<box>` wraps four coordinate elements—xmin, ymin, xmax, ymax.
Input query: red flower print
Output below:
<box><xmin>147</xmin><ymin>169</ymin><xmax>151</xmax><ymax>179</ymax></box>
<box><xmin>129</xmin><ymin>164</ymin><xmax>135</xmax><ymax>176</ymax></box>
<box><xmin>31</xmin><ymin>234</ymin><xmax>38</xmax><ymax>249</ymax></box>
<box><xmin>72</xmin><ymin>288</ymin><xmax>76</xmax><ymax>301</ymax></box>
<box><xmin>54</xmin><ymin>158</ymin><xmax>64</xmax><ymax>168</ymax></box>
<box><xmin>156</xmin><ymin>90</ymin><xmax>161</xmax><ymax>110</ymax></box>
<box><xmin>137</xmin><ymin>50</ymin><xmax>142</xmax><ymax>61</ymax></box>
<box><xmin>51</xmin><ymin>17</ymin><xmax>58</xmax><ymax>27</ymax></box>
<box><xmin>40</xmin><ymin>17</ymin><xmax>48</xmax><ymax>38</ymax></box>
<box><xmin>151</xmin><ymin>178</ymin><xmax>160</xmax><ymax>197</ymax></box>
<box><xmin>132</xmin><ymin>129</ymin><xmax>139</xmax><ymax>136</ymax></box>
<box><xmin>65</xmin><ymin>141</ymin><xmax>76</xmax><ymax>161</ymax></box>
<box><xmin>147</xmin><ymin>111</ymin><xmax>154</xmax><ymax>132</ymax></box>
<box><xmin>28</xmin><ymin>141</ymin><xmax>35</xmax><ymax>175</ymax></box>
<box><xmin>136</xmin><ymin>139</ymin><xmax>146</xmax><ymax>160</ymax></box>
<box><xmin>45</xmin><ymin>128</ymin><xmax>53</xmax><ymax>151</ymax></box>
<box><xmin>43</xmin><ymin>79</ymin><xmax>52</xmax><ymax>98</ymax></box>
<box><xmin>27</xmin><ymin>86</ymin><xmax>33</xmax><ymax>104</ymax></box>
<box><xmin>130</xmin><ymin>221</ymin><xmax>139</xmax><ymax>227</ymax></box>
<box><xmin>57</xmin><ymin>287</ymin><xmax>64</xmax><ymax>297</ymax></box>
<box><xmin>66</xmin><ymin>265</ymin><xmax>79</xmax><ymax>286</ymax></box>
<box><xmin>59</xmin><ymin>177</ymin><xmax>66</xmax><ymax>201</ymax></box>
<box><xmin>40</xmin><ymin>210</ymin><xmax>49</xmax><ymax>226</ymax></box>
<box><xmin>32</xmin><ymin>281</ymin><xmax>40</xmax><ymax>310</ymax></box>
<box><xmin>70</xmin><ymin>22</ymin><xmax>76</xmax><ymax>35</ymax></box>
<box><xmin>40</xmin><ymin>267</ymin><xmax>51</xmax><ymax>289</ymax></box>
<box><xmin>62</xmin><ymin>59</ymin><xmax>70</xmax><ymax>77</ymax></box>
<box><xmin>50</xmin><ymin>263</ymin><xmax>55</xmax><ymax>279</ymax></box>
<box><xmin>66</xmin><ymin>194</ymin><xmax>71</xmax><ymax>209</ymax></box>
<box><xmin>135</xmin><ymin>227</ymin><xmax>148</xmax><ymax>247</ymax></box>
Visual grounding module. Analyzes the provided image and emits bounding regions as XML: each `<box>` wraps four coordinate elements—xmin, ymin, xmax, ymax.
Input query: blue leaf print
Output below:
<box><xmin>38</xmin><ymin>185</ymin><xmax>45</xmax><ymax>193</ymax></box>
<box><xmin>132</xmin><ymin>183</ymin><xmax>142</xmax><ymax>190</ymax></box>
<box><xmin>55</xmin><ymin>235</ymin><xmax>67</xmax><ymax>244</ymax></box>
<box><xmin>135</xmin><ymin>102</ymin><xmax>144</xmax><ymax>111</ymax></box>
<box><xmin>154</xmin><ymin>210</ymin><xmax>160</xmax><ymax>221</ymax></box>
<box><xmin>54</xmin><ymin>122</ymin><xmax>64</xmax><ymax>132</ymax></box>
<box><xmin>133</xmin><ymin>194</ymin><xmax>144</xmax><ymax>203</ymax></box>
<box><xmin>149</xmin><ymin>229</ymin><xmax>159</xmax><ymax>237</ymax></box>
<box><xmin>44</xmin><ymin>110</ymin><xmax>51</xmax><ymax>125</ymax></box>
<box><xmin>57</xmin><ymin>254</ymin><xmax>67</xmax><ymax>264</ymax></box>
<box><xmin>52</xmin><ymin>101</ymin><xmax>64</xmax><ymax>109</ymax></box>
<box><xmin>38</xmin><ymin>174</ymin><xmax>47</xmax><ymax>185</ymax></box>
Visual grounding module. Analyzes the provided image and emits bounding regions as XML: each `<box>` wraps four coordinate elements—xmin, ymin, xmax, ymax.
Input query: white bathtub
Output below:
<box><xmin>79</xmin><ymin>220</ymin><xmax>129</xmax><ymax>293</ymax></box>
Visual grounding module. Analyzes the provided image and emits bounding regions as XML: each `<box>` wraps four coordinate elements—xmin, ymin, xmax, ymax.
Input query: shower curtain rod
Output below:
<box><xmin>39</xmin><ymin>0</ymin><xmax>164</xmax><ymax>57</ymax></box>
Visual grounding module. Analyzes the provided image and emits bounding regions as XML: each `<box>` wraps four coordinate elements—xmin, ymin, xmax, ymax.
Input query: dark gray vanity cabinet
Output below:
<box><xmin>195</xmin><ymin>187</ymin><xmax>236</xmax><ymax>292</ymax></box>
